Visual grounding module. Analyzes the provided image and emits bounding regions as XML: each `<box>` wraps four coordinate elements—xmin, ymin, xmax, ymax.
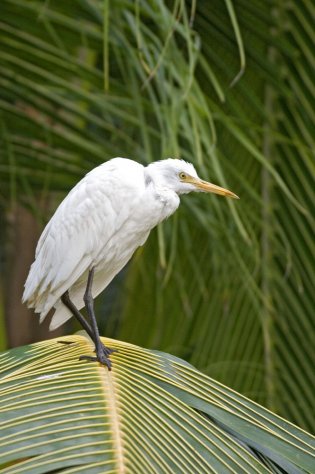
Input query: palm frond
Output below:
<box><xmin>0</xmin><ymin>335</ymin><xmax>314</xmax><ymax>473</ymax></box>
<box><xmin>0</xmin><ymin>0</ymin><xmax>314</xmax><ymax>434</ymax></box>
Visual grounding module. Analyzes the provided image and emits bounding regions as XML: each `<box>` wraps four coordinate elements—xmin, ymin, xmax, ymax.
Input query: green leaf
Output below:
<box><xmin>0</xmin><ymin>0</ymin><xmax>314</xmax><ymax>437</ymax></box>
<box><xmin>0</xmin><ymin>335</ymin><xmax>314</xmax><ymax>473</ymax></box>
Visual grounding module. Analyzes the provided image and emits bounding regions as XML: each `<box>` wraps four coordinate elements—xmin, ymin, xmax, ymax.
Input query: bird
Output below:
<box><xmin>23</xmin><ymin>157</ymin><xmax>238</xmax><ymax>369</ymax></box>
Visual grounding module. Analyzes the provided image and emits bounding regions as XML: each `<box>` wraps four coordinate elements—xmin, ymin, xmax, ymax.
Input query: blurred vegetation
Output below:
<box><xmin>0</xmin><ymin>0</ymin><xmax>314</xmax><ymax>435</ymax></box>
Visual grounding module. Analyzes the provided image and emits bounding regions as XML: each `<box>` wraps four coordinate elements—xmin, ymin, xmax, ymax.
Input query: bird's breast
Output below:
<box><xmin>140</xmin><ymin>187</ymin><xmax>180</xmax><ymax>225</ymax></box>
<box><xmin>90</xmin><ymin>186</ymin><xmax>179</xmax><ymax>272</ymax></box>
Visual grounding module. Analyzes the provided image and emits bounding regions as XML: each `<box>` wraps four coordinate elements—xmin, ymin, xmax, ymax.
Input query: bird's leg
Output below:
<box><xmin>61</xmin><ymin>291</ymin><xmax>94</xmax><ymax>340</ymax></box>
<box><xmin>61</xmin><ymin>275</ymin><xmax>114</xmax><ymax>369</ymax></box>
<box><xmin>82</xmin><ymin>268</ymin><xmax>114</xmax><ymax>369</ymax></box>
<box><xmin>61</xmin><ymin>287</ymin><xmax>115</xmax><ymax>369</ymax></box>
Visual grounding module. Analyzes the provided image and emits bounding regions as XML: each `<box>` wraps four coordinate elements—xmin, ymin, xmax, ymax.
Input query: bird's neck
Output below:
<box><xmin>148</xmin><ymin>187</ymin><xmax>180</xmax><ymax>225</ymax></box>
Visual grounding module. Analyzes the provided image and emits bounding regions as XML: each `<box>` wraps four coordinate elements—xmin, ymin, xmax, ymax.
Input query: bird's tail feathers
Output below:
<box><xmin>48</xmin><ymin>274</ymin><xmax>108</xmax><ymax>331</ymax></box>
<box><xmin>49</xmin><ymin>303</ymin><xmax>73</xmax><ymax>331</ymax></box>
<box><xmin>23</xmin><ymin>257</ymin><xmax>88</xmax><ymax>324</ymax></box>
<box><xmin>49</xmin><ymin>284</ymin><xmax>88</xmax><ymax>330</ymax></box>
<box><xmin>22</xmin><ymin>260</ymin><xmax>42</xmax><ymax>304</ymax></box>
<box><xmin>22</xmin><ymin>257</ymin><xmax>54</xmax><ymax>306</ymax></box>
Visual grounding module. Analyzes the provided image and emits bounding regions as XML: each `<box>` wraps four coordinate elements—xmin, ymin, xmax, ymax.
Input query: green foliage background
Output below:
<box><xmin>0</xmin><ymin>0</ymin><xmax>314</xmax><ymax>434</ymax></box>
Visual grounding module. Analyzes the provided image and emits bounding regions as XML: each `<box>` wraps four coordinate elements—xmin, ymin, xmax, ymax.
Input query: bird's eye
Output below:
<box><xmin>179</xmin><ymin>172</ymin><xmax>187</xmax><ymax>180</ymax></box>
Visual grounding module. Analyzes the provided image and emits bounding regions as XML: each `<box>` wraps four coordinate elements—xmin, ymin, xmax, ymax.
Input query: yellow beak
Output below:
<box><xmin>189</xmin><ymin>177</ymin><xmax>239</xmax><ymax>199</ymax></box>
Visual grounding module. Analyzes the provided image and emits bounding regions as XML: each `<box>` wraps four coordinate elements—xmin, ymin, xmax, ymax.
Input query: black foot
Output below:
<box><xmin>79</xmin><ymin>344</ymin><xmax>116</xmax><ymax>370</ymax></box>
<box><xmin>79</xmin><ymin>354</ymin><xmax>112</xmax><ymax>370</ymax></box>
<box><xmin>102</xmin><ymin>345</ymin><xmax>117</xmax><ymax>357</ymax></box>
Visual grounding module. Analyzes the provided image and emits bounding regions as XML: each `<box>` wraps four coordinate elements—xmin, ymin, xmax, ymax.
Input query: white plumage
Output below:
<box><xmin>23</xmin><ymin>157</ymin><xmax>237</xmax><ymax>332</ymax></box>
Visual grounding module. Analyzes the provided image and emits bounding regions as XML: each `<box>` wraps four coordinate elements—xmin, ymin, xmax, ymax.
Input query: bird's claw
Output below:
<box><xmin>102</xmin><ymin>345</ymin><xmax>117</xmax><ymax>357</ymax></box>
<box><xmin>79</xmin><ymin>353</ymin><xmax>112</xmax><ymax>370</ymax></box>
<box><xmin>79</xmin><ymin>343</ymin><xmax>116</xmax><ymax>370</ymax></box>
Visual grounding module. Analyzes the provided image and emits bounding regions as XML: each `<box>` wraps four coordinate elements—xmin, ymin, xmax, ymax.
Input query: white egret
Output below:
<box><xmin>23</xmin><ymin>157</ymin><xmax>238</xmax><ymax>368</ymax></box>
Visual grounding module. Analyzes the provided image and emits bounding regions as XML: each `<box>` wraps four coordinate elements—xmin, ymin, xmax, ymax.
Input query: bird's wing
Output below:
<box><xmin>23</xmin><ymin>159</ymin><xmax>146</xmax><ymax>318</ymax></box>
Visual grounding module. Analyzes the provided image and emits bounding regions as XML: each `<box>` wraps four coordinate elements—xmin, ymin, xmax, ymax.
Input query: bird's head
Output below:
<box><xmin>146</xmin><ymin>159</ymin><xmax>239</xmax><ymax>199</ymax></box>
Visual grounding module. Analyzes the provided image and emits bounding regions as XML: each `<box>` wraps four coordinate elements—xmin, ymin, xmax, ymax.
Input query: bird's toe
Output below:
<box><xmin>79</xmin><ymin>353</ymin><xmax>112</xmax><ymax>370</ymax></box>
<box><xmin>96</xmin><ymin>350</ymin><xmax>112</xmax><ymax>370</ymax></box>
<box><xmin>101</xmin><ymin>344</ymin><xmax>117</xmax><ymax>357</ymax></box>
